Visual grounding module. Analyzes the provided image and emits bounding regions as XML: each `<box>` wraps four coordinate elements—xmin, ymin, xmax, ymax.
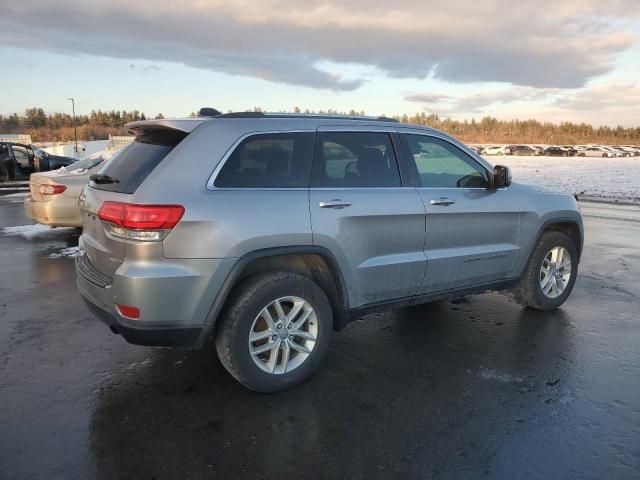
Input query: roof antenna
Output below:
<box><xmin>198</xmin><ymin>107</ymin><xmax>222</xmax><ymax>117</ymax></box>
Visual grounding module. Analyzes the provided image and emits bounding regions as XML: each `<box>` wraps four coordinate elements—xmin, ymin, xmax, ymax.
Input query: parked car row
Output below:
<box><xmin>473</xmin><ymin>144</ymin><xmax>640</xmax><ymax>157</ymax></box>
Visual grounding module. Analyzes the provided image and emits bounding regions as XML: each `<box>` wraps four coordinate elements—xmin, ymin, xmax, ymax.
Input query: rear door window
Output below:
<box><xmin>91</xmin><ymin>128</ymin><xmax>187</xmax><ymax>193</ymax></box>
<box><xmin>214</xmin><ymin>132</ymin><xmax>314</xmax><ymax>188</ymax></box>
<box><xmin>312</xmin><ymin>131</ymin><xmax>401</xmax><ymax>188</ymax></box>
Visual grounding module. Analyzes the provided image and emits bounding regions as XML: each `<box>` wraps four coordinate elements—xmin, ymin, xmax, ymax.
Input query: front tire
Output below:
<box><xmin>215</xmin><ymin>272</ymin><xmax>332</xmax><ymax>392</ymax></box>
<box><xmin>513</xmin><ymin>231</ymin><xmax>578</xmax><ymax>310</ymax></box>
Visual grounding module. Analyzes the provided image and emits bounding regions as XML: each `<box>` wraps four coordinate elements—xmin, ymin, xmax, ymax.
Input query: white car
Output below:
<box><xmin>603</xmin><ymin>147</ymin><xmax>624</xmax><ymax>157</ymax></box>
<box><xmin>482</xmin><ymin>145</ymin><xmax>511</xmax><ymax>155</ymax></box>
<box><xmin>577</xmin><ymin>146</ymin><xmax>617</xmax><ymax>157</ymax></box>
<box><xmin>613</xmin><ymin>146</ymin><xmax>637</xmax><ymax>157</ymax></box>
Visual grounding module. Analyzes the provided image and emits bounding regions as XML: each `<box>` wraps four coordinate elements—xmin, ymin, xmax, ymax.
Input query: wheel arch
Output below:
<box><xmin>526</xmin><ymin>218</ymin><xmax>583</xmax><ymax>270</ymax></box>
<box><xmin>205</xmin><ymin>246</ymin><xmax>350</xmax><ymax>330</ymax></box>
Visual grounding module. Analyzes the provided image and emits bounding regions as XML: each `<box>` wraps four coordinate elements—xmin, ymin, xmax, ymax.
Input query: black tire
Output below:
<box><xmin>215</xmin><ymin>271</ymin><xmax>332</xmax><ymax>392</ymax></box>
<box><xmin>513</xmin><ymin>231</ymin><xmax>578</xmax><ymax>310</ymax></box>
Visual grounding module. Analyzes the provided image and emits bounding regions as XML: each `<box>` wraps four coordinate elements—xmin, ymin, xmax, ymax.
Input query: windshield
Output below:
<box><xmin>65</xmin><ymin>151</ymin><xmax>115</xmax><ymax>172</ymax></box>
<box><xmin>32</xmin><ymin>147</ymin><xmax>48</xmax><ymax>157</ymax></box>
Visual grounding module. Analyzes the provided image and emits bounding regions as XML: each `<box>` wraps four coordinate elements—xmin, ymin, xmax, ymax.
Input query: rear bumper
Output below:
<box><xmin>76</xmin><ymin>254</ymin><xmax>215</xmax><ymax>349</ymax></box>
<box><xmin>24</xmin><ymin>195</ymin><xmax>82</xmax><ymax>227</ymax></box>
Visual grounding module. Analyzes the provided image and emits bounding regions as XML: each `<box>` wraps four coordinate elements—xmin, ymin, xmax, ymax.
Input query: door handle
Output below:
<box><xmin>430</xmin><ymin>197</ymin><xmax>455</xmax><ymax>206</ymax></box>
<box><xmin>319</xmin><ymin>199</ymin><xmax>351</xmax><ymax>209</ymax></box>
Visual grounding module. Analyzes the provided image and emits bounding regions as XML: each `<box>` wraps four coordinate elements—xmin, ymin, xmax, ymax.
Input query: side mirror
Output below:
<box><xmin>492</xmin><ymin>165</ymin><xmax>512</xmax><ymax>188</ymax></box>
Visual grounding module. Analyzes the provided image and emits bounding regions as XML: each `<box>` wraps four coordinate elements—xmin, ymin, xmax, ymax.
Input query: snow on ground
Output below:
<box><xmin>1</xmin><ymin>192</ymin><xmax>28</xmax><ymax>198</ymax></box>
<box><xmin>486</xmin><ymin>155</ymin><xmax>640</xmax><ymax>202</ymax></box>
<box><xmin>2</xmin><ymin>224</ymin><xmax>76</xmax><ymax>239</ymax></box>
<box><xmin>47</xmin><ymin>246</ymin><xmax>80</xmax><ymax>258</ymax></box>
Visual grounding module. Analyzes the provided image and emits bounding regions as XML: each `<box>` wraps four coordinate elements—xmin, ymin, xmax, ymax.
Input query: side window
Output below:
<box><xmin>11</xmin><ymin>146</ymin><xmax>31</xmax><ymax>168</ymax></box>
<box><xmin>215</xmin><ymin>132</ymin><xmax>314</xmax><ymax>188</ymax></box>
<box><xmin>313</xmin><ymin>132</ymin><xmax>401</xmax><ymax>187</ymax></box>
<box><xmin>401</xmin><ymin>134</ymin><xmax>489</xmax><ymax>188</ymax></box>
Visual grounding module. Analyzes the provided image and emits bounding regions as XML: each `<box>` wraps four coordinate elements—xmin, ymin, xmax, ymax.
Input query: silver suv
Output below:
<box><xmin>76</xmin><ymin>110</ymin><xmax>583</xmax><ymax>392</ymax></box>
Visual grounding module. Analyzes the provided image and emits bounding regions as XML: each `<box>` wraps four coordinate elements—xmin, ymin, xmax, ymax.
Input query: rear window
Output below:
<box><xmin>214</xmin><ymin>132</ymin><xmax>314</xmax><ymax>188</ymax></box>
<box><xmin>91</xmin><ymin>128</ymin><xmax>187</xmax><ymax>193</ymax></box>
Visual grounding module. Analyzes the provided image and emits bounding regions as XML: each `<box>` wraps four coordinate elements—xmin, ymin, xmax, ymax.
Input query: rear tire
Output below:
<box><xmin>215</xmin><ymin>271</ymin><xmax>332</xmax><ymax>392</ymax></box>
<box><xmin>513</xmin><ymin>231</ymin><xmax>578</xmax><ymax>310</ymax></box>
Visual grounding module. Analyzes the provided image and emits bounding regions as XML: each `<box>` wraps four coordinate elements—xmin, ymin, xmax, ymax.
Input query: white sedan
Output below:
<box><xmin>577</xmin><ymin>147</ymin><xmax>618</xmax><ymax>157</ymax></box>
<box><xmin>482</xmin><ymin>145</ymin><xmax>511</xmax><ymax>155</ymax></box>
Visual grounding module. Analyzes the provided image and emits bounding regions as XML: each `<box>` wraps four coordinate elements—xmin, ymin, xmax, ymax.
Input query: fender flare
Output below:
<box><xmin>204</xmin><ymin>245</ymin><xmax>350</xmax><ymax>327</ymax></box>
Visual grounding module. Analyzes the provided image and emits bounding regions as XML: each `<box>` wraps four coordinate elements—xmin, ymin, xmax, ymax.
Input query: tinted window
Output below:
<box><xmin>313</xmin><ymin>132</ymin><xmax>401</xmax><ymax>187</ymax></box>
<box><xmin>215</xmin><ymin>132</ymin><xmax>314</xmax><ymax>188</ymax></box>
<box><xmin>92</xmin><ymin>128</ymin><xmax>187</xmax><ymax>193</ymax></box>
<box><xmin>402</xmin><ymin>134</ymin><xmax>488</xmax><ymax>188</ymax></box>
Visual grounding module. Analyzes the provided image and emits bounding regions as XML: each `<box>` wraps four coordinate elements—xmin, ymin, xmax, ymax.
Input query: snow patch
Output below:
<box><xmin>2</xmin><ymin>224</ymin><xmax>76</xmax><ymax>239</ymax></box>
<box><xmin>47</xmin><ymin>246</ymin><xmax>80</xmax><ymax>258</ymax></box>
<box><xmin>479</xmin><ymin>367</ymin><xmax>523</xmax><ymax>383</ymax></box>
<box><xmin>2</xmin><ymin>192</ymin><xmax>28</xmax><ymax>198</ymax></box>
<box><xmin>488</xmin><ymin>155</ymin><xmax>640</xmax><ymax>202</ymax></box>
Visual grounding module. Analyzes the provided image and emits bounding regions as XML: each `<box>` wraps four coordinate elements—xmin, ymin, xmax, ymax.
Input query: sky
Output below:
<box><xmin>1</xmin><ymin>0</ymin><xmax>639</xmax><ymax>126</ymax></box>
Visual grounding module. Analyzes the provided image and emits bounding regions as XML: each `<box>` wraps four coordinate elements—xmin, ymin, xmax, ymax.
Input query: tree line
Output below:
<box><xmin>0</xmin><ymin>108</ymin><xmax>165</xmax><ymax>142</ymax></box>
<box><xmin>2</xmin><ymin>107</ymin><xmax>639</xmax><ymax>145</ymax></box>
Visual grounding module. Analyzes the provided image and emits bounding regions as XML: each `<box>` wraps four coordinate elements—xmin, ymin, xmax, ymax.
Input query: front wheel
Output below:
<box><xmin>513</xmin><ymin>231</ymin><xmax>578</xmax><ymax>310</ymax></box>
<box><xmin>215</xmin><ymin>272</ymin><xmax>332</xmax><ymax>392</ymax></box>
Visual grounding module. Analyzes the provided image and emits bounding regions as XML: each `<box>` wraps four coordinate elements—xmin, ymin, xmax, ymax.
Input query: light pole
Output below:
<box><xmin>68</xmin><ymin>97</ymin><xmax>78</xmax><ymax>153</ymax></box>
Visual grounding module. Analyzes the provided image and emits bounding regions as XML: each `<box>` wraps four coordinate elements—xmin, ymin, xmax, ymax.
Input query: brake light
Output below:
<box><xmin>39</xmin><ymin>184</ymin><xmax>67</xmax><ymax>195</ymax></box>
<box><xmin>117</xmin><ymin>304</ymin><xmax>140</xmax><ymax>319</ymax></box>
<box><xmin>98</xmin><ymin>202</ymin><xmax>184</xmax><ymax>229</ymax></box>
<box><xmin>98</xmin><ymin>202</ymin><xmax>185</xmax><ymax>241</ymax></box>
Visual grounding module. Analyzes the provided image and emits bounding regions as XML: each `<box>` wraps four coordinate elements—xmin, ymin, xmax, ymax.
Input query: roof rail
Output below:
<box><xmin>216</xmin><ymin>112</ymin><xmax>398</xmax><ymax>122</ymax></box>
<box><xmin>218</xmin><ymin>112</ymin><xmax>266</xmax><ymax>118</ymax></box>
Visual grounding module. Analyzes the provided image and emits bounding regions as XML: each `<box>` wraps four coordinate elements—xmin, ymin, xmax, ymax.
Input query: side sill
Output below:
<box><xmin>344</xmin><ymin>278</ymin><xmax>519</xmax><ymax>322</ymax></box>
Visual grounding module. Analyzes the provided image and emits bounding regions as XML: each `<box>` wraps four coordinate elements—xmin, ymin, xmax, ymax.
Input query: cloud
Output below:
<box><xmin>554</xmin><ymin>83</ymin><xmax>640</xmax><ymax>110</ymax></box>
<box><xmin>404</xmin><ymin>92</ymin><xmax>452</xmax><ymax>103</ymax></box>
<box><xmin>0</xmin><ymin>0</ymin><xmax>637</xmax><ymax>90</ymax></box>
<box><xmin>129</xmin><ymin>64</ymin><xmax>160</xmax><ymax>72</ymax></box>
<box><xmin>405</xmin><ymin>87</ymin><xmax>557</xmax><ymax>114</ymax></box>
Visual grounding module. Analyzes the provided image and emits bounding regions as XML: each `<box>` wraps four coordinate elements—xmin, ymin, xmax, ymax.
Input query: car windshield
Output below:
<box><xmin>65</xmin><ymin>151</ymin><xmax>115</xmax><ymax>172</ymax></box>
<box><xmin>32</xmin><ymin>147</ymin><xmax>48</xmax><ymax>157</ymax></box>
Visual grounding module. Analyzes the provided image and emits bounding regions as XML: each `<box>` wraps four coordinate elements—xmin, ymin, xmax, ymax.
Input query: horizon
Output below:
<box><xmin>1</xmin><ymin>1</ymin><xmax>639</xmax><ymax>127</ymax></box>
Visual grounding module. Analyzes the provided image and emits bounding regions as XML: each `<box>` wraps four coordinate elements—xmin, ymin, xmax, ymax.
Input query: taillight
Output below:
<box><xmin>116</xmin><ymin>304</ymin><xmax>140</xmax><ymax>319</ymax></box>
<box><xmin>98</xmin><ymin>202</ymin><xmax>184</xmax><ymax>241</ymax></box>
<box><xmin>39</xmin><ymin>184</ymin><xmax>67</xmax><ymax>195</ymax></box>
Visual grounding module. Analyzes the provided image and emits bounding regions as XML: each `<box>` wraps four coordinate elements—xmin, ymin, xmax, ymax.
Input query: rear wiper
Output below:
<box><xmin>90</xmin><ymin>173</ymin><xmax>119</xmax><ymax>184</ymax></box>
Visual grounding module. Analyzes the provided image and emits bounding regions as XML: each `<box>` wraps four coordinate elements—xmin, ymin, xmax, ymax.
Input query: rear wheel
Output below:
<box><xmin>513</xmin><ymin>231</ymin><xmax>578</xmax><ymax>310</ymax></box>
<box><xmin>215</xmin><ymin>272</ymin><xmax>332</xmax><ymax>392</ymax></box>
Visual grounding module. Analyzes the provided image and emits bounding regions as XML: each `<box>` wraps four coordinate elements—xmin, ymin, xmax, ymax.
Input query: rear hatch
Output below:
<box><xmin>79</xmin><ymin>125</ymin><xmax>190</xmax><ymax>278</ymax></box>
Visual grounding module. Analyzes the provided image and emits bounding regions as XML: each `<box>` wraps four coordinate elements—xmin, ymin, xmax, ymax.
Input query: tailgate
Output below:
<box><xmin>79</xmin><ymin>186</ymin><xmax>130</xmax><ymax>278</ymax></box>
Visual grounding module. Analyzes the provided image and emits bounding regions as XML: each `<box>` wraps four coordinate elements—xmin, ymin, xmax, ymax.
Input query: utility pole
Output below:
<box><xmin>68</xmin><ymin>97</ymin><xmax>78</xmax><ymax>153</ymax></box>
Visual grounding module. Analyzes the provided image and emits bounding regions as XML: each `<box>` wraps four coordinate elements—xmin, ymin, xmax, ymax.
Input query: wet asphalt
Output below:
<box><xmin>0</xmin><ymin>199</ymin><xmax>639</xmax><ymax>480</ymax></box>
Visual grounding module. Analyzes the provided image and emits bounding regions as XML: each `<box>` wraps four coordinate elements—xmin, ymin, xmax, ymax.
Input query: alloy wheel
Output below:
<box><xmin>248</xmin><ymin>296</ymin><xmax>318</xmax><ymax>374</ymax></box>
<box><xmin>539</xmin><ymin>246</ymin><xmax>572</xmax><ymax>298</ymax></box>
